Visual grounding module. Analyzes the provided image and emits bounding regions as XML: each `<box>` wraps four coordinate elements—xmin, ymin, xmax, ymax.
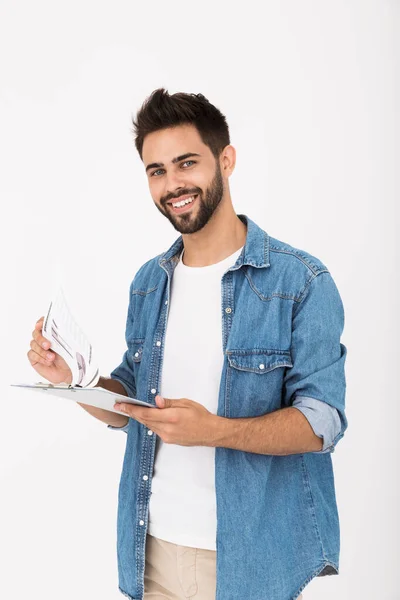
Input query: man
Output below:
<box><xmin>28</xmin><ymin>89</ymin><xmax>348</xmax><ymax>600</ymax></box>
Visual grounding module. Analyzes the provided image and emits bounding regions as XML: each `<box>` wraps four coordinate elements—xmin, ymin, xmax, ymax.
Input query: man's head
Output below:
<box><xmin>131</xmin><ymin>89</ymin><xmax>236</xmax><ymax>234</ymax></box>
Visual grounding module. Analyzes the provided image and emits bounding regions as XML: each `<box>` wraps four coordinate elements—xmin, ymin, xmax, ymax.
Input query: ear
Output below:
<box><xmin>220</xmin><ymin>144</ymin><xmax>236</xmax><ymax>177</ymax></box>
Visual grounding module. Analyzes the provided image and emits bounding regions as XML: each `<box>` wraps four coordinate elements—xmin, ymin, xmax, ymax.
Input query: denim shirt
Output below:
<box><xmin>108</xmin><ymin>214</ymin><xmax>348</xmax><ymax>600</ymax></box>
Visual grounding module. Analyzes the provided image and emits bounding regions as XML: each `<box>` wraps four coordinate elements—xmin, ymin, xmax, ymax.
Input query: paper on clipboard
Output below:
<box><xmin>10</xmin><ymin>383</ymin><xmax>158</xmax><ymax>415</ymax></box>
<box><xmin>42</xmin><ymin>287</ymin><xmax>100</xmax><ymax>388</ymax></box>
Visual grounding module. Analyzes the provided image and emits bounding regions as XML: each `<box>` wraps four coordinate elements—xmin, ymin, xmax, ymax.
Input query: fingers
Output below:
<box><xmin>28</xmin><ymin>316</ymin><xmax>53</xmax><ymax>366</ymax></box>
<box><xmin>35</xmin><ymin>316</ymin><xmax>45</xmax><ymax>329</ymax></box>
<box><xmin>27</xmin><ymin>348</ymin><xmax>54</xmax><ymax>367</ymax></box>
<box><xmin>30</xmin><ymin>339</ymin><xmax>55</xmax><ymax>363</ymax></box>
<box><xmin>32</xmin><ymin>316</ymin><xmax>50</xmax><ymax>349</ymax></box>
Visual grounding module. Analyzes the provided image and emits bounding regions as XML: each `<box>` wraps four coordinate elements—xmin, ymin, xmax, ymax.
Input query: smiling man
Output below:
<box><xmin>108</xmin><ymin>89</ymin><xmax>348</xmax><ymax>600</ymax></box>
<box><xmin>144</xmin><ymin>126</ymin><xmax>226</xmax><ymax>238</ymax></box>
<box><xmin>28</xmin><ymin>88</ymin><xmax>348</xmax><ymax>600</ymax></box>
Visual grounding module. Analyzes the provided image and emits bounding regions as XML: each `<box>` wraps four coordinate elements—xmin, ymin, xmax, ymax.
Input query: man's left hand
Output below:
<box><xmin>114</xmin><ymin>395</ymin><xmax>217</xmax><ymax>447</ymax></box>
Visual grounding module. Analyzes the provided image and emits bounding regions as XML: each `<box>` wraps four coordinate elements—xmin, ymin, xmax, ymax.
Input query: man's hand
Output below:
<box><xmin>27</xmin><ymin>316</ymin><xmax>72</xmax><ymax>385</ymax></box>
<box><xmin>114</xmin><ymin>396</ymin><xmax>217</xmax><ymax>447</ymax></box>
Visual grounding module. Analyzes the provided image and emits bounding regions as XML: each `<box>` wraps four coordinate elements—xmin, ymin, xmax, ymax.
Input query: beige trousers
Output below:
<box><xmin>144</xmin><ymin>533</ymin><xmax>304</xmax><ymax>600</ymax></box>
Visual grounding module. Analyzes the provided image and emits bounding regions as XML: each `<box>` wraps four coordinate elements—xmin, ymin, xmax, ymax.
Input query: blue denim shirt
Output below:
<box><xmin>108</xmin><ymin>214</ymin><xmax>348</xmax><ymax>600</ymax></box>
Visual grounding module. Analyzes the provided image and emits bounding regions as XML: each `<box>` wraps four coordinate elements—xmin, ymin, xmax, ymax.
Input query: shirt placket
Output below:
<box><xmin>137</xmin><ymin>255</ymin><xmax>176</xmax><ymax>597</ymax></box>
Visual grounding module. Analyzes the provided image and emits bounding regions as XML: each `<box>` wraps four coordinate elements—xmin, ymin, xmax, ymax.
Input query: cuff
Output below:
<box><xmin>107</xmin><ymin>419</ymin><xmax>130</xmax><ymax>433</ymax></box>
<box><xmin>292</xmin><ymin>395</ymin><xmax>342</xmax><ymax>453</ymax></box>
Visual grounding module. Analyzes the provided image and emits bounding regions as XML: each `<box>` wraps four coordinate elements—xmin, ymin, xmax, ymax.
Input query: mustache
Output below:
<box><xmin>162</xmin><ymin>188</ymin><xmax>201</xmax><ymax>205</ymax></box>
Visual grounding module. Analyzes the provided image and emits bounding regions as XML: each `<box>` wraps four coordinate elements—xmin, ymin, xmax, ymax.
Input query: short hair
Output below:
<box><xmin>132</xmin><ymin>88</ymin><xmax>230</xmax><ymax>160</ymax></box>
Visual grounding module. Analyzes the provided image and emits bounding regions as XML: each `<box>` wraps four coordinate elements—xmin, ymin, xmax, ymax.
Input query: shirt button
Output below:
<box><xmin>259</xmin><ymin>364</ymin><xmax>265</xmax><ymax>370</ymax></box>
<box><xmin>147</xmin><ymin>430</ymin><xmax>153</xmax><ymax>435</ymax></box>
<box><xmin>139</xmin><ymin>520</ymin><xmax>144</xmax><ymax>526</ymax></box>
<box><xmin>156</xmin><ymin>341</ymin><xmax>161</xmax><ymax>347</ymax></box>
<box><xmin>225</xmin><ymin>307</ymin><xmax>232</xmax><ymax>313</ymax></box>
<box><xmin>134</xmin><ymin>352</ymin><xmax>139</xmax><ymax>357</ymax></box>
<box><xmin>151</xmin><ymin>388</ymin><xmax>156</xmax><ymax>394</ymax></box>
<box><xmin>165</xmin><ymin>300</ymin><xmax>168</xmax><ymax>305</ymax></box>
<box><xmin>143</xmin><ymin>475</ymin><xmax>148</xmax><ymax>481</ymax></box>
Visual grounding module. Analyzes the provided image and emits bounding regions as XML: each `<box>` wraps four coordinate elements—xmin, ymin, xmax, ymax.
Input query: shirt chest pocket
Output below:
<box><xmin>226</xmin><ymin>350</ymin><xmax>293</xmax><ymax>417</ymax></box>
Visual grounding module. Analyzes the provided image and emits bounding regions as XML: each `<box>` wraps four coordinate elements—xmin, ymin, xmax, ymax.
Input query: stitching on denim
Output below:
<box><xmin>296</xmin><ymin>269</ymin><xmax>330</xmax><ymax>308</ymax></box>
<box><xmin>243</xmin><ymin>269</ymin><xmax>302</xmax><ymax>302</ymax></box>
<box><xmin>227</xmin><ymin>348</ymin><xmax>291</xmax><ymax>356</ymax></box>
<box><xmin>264</xmin><ymin>231</ymin><xmax>269</xmax><ymax>265</ymax></box>
<box><xmin>228</xmin><ymin>359</ymin><xmax>292</xmax><ymax>374</ymax></box>
<box><xmin>118</xmin><ymin>586</ymin><xmax>138</xmax><ymax>599</ymax></box>
<box><xmin>224</xmin><ymin>350</ymin><xmax>232</xmax><ymax>418</ymax></box>
<box><xmin>300</xmin><ymin>455</ymin><xmax>326</xmax><ymax>558</ymax></box>
<box><xmin>132</xmin><ymin>344</ymin><xmax>143</xmax><ymax>363</ymax></box>
<box><xmin>133</xmin><ymin>277</ymin><xmax>171</xmax><ymax>598</ymax></box>
<box><xmin>151</xmin><ymin>282</ymin><xmax>170</xmax><ymax>408</ymax></box>
<box><xmin>269</xmin><ymin>245</ymin><xmax>327</xmax><ymax>275</ymax></box>
<box><xmin>227</xmin><ymin>348</ymin><xmax>292</xmax><ymax>374</ymax></box>
<box><xmin>292</xmin><ymin>560</ymin><xmax>339</xmax><ymax>599</ymax></box>
<box><xmin>132</xmin><ymin>285</ymin><xmax>158</xmax><ymax>296</ymax></box>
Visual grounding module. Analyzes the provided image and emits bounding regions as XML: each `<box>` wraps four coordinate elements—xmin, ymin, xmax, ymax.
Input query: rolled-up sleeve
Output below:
<box><xmin>107</xmin><ymin>279</ymin><xmax>137</xmax><ymax>433</ymax></box>
<box><xmin>108</xmin><ymin>420</ymin><xmax>130</xmax><ymax>433</ymax></box>
<box><xmin>292</xmin><ymin>396</ymin><xmax>342</xmax><ymax>453</ymax></box>
<box><xmin>283</xmin><ymin>270</ymin><xmax>348</xmax><ymax>453</ymax></box>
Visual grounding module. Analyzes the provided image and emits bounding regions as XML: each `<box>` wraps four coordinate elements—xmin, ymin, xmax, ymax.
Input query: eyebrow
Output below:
<box><xmin>145</xmin><ymin>152</ymin><xmax>201</xmax><ymax>173</ymax></box>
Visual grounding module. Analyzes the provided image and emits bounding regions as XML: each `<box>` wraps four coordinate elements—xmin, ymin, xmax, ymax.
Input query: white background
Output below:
<box><xmin>1</xmin><ymin>1</ymin><xmax>398</xmax><ymax>599</ymax></box>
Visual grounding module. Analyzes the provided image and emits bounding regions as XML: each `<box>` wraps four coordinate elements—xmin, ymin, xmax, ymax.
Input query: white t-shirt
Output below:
<box><xmin>148</xmin><ymin>245</ymin><xmax>244</xmax><ymax>550</ymax></box>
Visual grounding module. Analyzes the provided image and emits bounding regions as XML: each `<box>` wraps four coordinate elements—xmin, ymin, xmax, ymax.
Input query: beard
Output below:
<box><xmin>154</xmin><ymin>161</ymin><xmax>224</xmax><ymax>234</ymax></box>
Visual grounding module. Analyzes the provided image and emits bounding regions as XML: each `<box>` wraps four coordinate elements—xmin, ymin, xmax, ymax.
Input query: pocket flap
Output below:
<box><xmin>227</xmin><ymin>350</ymin><xmax>293</xmax><ymax>373</ymax></box>
<box><xmin>131</xmin><ymin>340</ymin><xmax>144</xmax><ymax>362</ymax></box>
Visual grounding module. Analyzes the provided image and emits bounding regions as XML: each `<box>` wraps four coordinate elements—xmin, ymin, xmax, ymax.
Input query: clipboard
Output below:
<box><xmin>10</xmin><ymin>383</ymin><xmax>158</xmax><ymax>415</ymax></box>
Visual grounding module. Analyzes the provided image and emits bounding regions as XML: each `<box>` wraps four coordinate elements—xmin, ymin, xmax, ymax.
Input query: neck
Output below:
<box><xmin>180</xmin><ymin>194</ymin><xmax>247</xmax><ymax>267</ymax></box>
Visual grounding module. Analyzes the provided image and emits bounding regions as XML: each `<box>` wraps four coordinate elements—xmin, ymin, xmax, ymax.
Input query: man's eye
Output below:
<box><xmin>151</xmin><ymin>169</ymin><xmax>164</xmax><ymax>177</ymax></box>
<box><xmin>182</xmin><ymin>160</ymin><xmax>195</xmax><ymax>167</ymax></box>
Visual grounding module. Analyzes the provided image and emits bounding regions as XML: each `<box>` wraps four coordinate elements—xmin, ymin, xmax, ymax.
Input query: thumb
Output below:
<box><xmin>155</xmin><ymin>395</ymin><xmax>170</xmax><ymax>408</ymax></box>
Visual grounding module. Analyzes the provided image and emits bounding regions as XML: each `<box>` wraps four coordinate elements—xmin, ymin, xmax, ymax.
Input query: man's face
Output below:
<box><xmin>142</xmin><ymin>124</ymin><xmax>225</xmax><ymax>234</ymax></box>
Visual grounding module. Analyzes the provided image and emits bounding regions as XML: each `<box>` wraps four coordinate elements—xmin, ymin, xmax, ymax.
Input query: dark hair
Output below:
<box><xmin>132</xmin><ymin>88</ymin><xmax>230</xmax><ymax>160</ymax></box>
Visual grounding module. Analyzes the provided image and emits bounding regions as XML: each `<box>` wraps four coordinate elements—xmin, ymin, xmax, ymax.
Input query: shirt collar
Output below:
<box><xmin>158</xmin><ymin>214</ymin><xmax>270</xmax><ymax>270</ymax></box>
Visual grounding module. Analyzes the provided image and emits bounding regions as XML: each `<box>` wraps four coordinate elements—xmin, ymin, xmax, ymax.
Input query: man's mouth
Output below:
<box><xmin>167</xmin><ymin>194</ymin><xmax>198</xmax><ymax>214</ymax></box>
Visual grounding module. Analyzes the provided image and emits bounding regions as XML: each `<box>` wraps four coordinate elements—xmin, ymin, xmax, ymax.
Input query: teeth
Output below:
<box><xmin>172</xmin><ymin>195</ymin><xmax>195</xmax><ymax>208</ymax></box>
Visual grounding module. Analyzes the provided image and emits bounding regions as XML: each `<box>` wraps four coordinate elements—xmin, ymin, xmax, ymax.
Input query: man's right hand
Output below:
<box><xmin>27</xmin><ymin>316</ymin><xmax>73</xmax><ymax>385</ymax></box>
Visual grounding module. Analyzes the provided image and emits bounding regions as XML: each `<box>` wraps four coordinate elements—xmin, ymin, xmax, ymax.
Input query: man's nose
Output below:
<box><xmin>164</xmin><ymin>170</ymin><xmax>187</xmax><ymax>195</ymax></box>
